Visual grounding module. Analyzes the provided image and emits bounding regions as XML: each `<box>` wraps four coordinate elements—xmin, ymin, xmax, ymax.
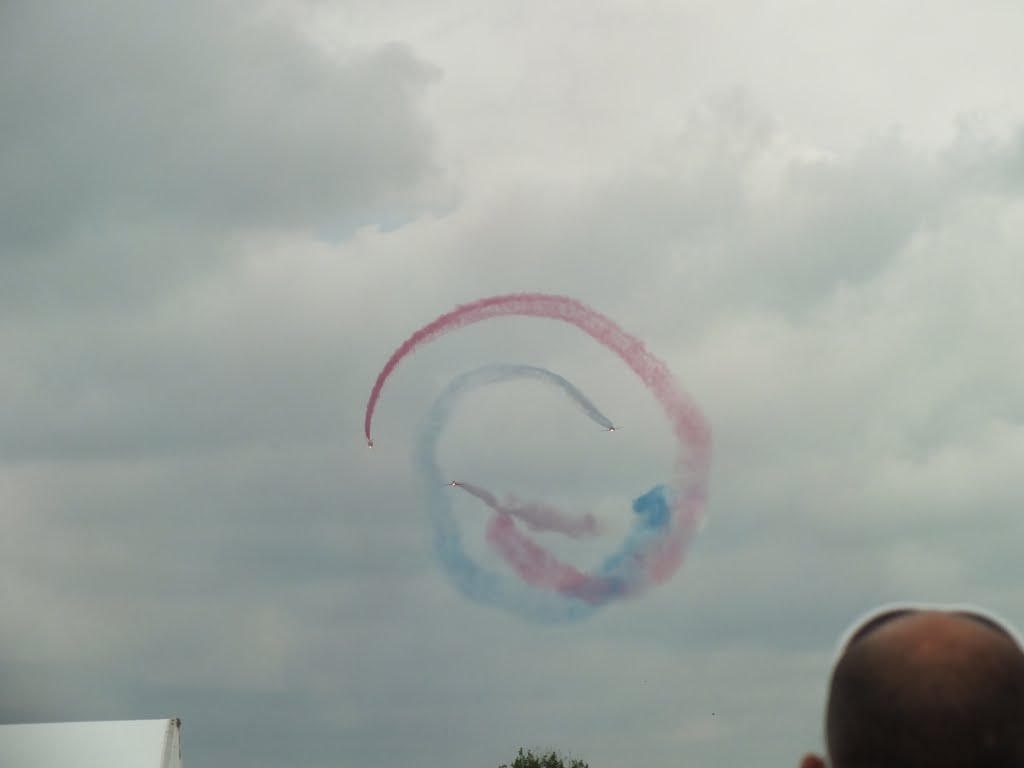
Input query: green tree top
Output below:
<box><xmin>498</xmin><ymin>747</ymin><xmax>589</xmax><ymax>768</ymax></box>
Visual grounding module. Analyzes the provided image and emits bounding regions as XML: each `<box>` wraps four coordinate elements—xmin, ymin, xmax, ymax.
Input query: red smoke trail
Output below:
<box><xmin>366</xmin><ymin>293</ymin><xmax>711</xmax><ymax>590</ymax></box>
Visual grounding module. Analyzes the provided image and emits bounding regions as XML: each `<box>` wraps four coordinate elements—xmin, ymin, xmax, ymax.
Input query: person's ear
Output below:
<box><xmin>799</xmin><ymin>753</ymin><xmax>826</xmax><ymax>768</ymax></box>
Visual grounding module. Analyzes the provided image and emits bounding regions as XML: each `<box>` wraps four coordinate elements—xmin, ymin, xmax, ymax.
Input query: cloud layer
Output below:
<box><xmin>3</xmin><ymin>2</ymin><xmax>1024</xmax><ymax>768</ymax></box>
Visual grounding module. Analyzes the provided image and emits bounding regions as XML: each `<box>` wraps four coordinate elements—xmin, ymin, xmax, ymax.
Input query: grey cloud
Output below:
<box><xmin>0</xmin><ymin>1</ymin><xmax>440</xmax><ymax>241</ymax></box>
<box><xmin>5</xmin><ymin>61</ymin><xmax>1024</xmax><ymax>768</ymax></box>
<box><xmin>0</xmin><ymin>0</ymin><xmax>446</xmax><ymax>315</ymax></box>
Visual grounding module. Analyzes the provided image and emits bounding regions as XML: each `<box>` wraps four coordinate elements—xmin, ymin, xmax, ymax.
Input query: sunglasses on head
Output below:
<box><xmin>839</xmin><ymin>604</ymin><xmax>1023</xmax><ymax>655</ymax></box>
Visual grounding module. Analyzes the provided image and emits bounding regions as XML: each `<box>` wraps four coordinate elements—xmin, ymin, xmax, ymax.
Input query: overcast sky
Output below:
<box><xmin>3</xmin><ymin>1</ymin><xmax>1024</xmax><ymax>766</ymax></box>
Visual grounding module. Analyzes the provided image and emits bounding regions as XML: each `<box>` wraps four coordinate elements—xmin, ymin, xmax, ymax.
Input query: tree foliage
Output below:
<box><xmin>497</xmin><ymin>747</ymin><xmax>589</xmax><ymax>768</ymax></box>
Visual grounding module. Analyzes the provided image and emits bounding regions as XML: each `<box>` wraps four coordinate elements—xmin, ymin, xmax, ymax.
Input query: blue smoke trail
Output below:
<box><xmin>416</xmin><ymin>364</ymin><xmax>670</xmax><ymax>623</ymax></box>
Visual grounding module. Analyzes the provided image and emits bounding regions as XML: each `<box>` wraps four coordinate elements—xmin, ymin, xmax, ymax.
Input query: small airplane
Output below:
<box><xmin>448</xmin><ymin>480</ymin><xmax>462</xmax><ymax>487</ymax></box>
<box><xmin>603</xmin><ymin>424</ymin><xmax>622</xmax><ymax>432</ymax></box>
<box><xmin>367</xmin><ymin>439</ymin><xmax>374</xmax><ymax>448</ymax></box>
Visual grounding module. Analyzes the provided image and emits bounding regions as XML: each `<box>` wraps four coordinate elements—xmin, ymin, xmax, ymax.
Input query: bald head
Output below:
<box><xmin>825</xmin><ymin>611</ymin><xmax>1024</xmax><ymax>768</ymax></box>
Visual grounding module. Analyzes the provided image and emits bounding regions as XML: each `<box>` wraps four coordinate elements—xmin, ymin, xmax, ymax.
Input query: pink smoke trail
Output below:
<box><xmin>485</xmin><ymin>514</ymin><xmax>596</xmax><ymax>598</ymax></box>
<box><xmin>451</xmin><ymin>481</ymin><xmax>601</xmax><ymax>539</ymax></box>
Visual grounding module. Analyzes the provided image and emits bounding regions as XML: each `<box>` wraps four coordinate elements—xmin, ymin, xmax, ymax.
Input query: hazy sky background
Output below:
<box><xmin>3</xmin><ymin>2</ymin><xmax>1024</xmax><ymax>766</ymax></box>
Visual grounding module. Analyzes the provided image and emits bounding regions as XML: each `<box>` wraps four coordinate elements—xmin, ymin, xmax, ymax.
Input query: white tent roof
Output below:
<box><xmin>0</xmin><ymin>718</ymin><xmax>182</xmax><ymax>768</ymax></box>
